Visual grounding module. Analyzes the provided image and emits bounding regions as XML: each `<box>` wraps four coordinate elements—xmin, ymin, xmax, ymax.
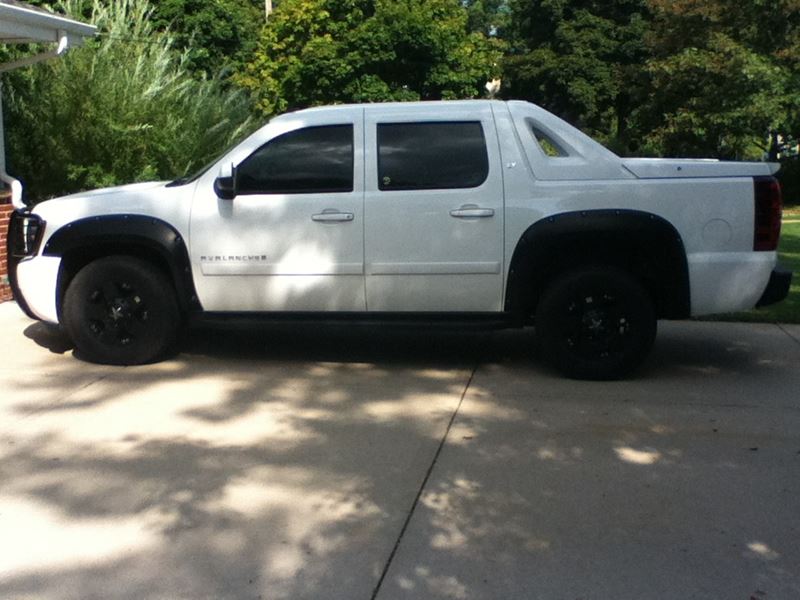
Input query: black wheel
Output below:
<box><xmin>62</xmin><ymin>256</ymin><xmax>180</xmax><ymax>365</ymax></box>
<box><xmin>535</xmin><ymin>266</ymin><xmax>657</xmax><ymax>380</ymax></box>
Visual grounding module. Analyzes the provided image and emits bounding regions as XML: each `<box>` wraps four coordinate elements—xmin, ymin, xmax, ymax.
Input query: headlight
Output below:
<box><xmin>9</xmin><ymin>211</ymin><xmax>46</xmax><ymax>257</ymax></box>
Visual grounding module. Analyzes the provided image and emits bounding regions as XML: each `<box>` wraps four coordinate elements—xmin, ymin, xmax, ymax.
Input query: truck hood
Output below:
<box><xmin>31</xmin><ymin>180</ymin><xmax>177</xmax><ymax>226</ymax></box>
<box><xmin>50</xmin><ymin>180</ymin><xmax>168</xmax><ymax>202</ymax></box>
<box><xmin>622</xmin><ymin>158</ymin><xmax>779</xmax><ymax>179</ymax></box>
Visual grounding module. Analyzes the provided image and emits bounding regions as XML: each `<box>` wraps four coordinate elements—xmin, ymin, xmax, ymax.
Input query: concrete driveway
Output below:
<box><xmin>1</xmin><ymin>301</ymin><xmax>799</xmax><ymax>600</ymax></box>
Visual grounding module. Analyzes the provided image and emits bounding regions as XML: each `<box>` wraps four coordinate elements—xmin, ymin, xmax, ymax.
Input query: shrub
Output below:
<box><xmin>2</xmin><ymin>0</ymin><xmax>255</xmax><ymax>202</ymax></box>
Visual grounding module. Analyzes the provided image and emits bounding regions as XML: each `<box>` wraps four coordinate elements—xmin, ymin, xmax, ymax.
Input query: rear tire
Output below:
<box><xmin>535</xmin><ymin>266</ymin><xmax>657</xmax><ymax>380</ymax></box>
<box><xmin>62</xmin><ymin>256</ymin><xmax>180</xmax><ymax>365</ymax></box>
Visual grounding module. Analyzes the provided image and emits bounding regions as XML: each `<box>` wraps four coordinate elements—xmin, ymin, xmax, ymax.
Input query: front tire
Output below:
<box><xmin>535</xmin><ymin>266</ymin><xmax>657</xmax><ymax>380</ymax></box>
<box><xmin>62</xmin><ymin>256</ymin><xmax>180</xmax><ymax>365</ymax></box>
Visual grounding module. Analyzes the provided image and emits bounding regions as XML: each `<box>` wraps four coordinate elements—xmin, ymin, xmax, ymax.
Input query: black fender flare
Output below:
<box><xmin>505</xmin><ymin>209</ymin><xmax>691</xmax><ymax>319</ymax></box>
<box><xmin>43</xmin><ymin>214</ymin><xmax>202</xmax><ymax>314</ymax></box>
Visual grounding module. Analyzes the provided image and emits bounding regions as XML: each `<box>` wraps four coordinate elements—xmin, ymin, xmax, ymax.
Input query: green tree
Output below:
<box><xmin>503</xmin><ymin>0</ymin><xmax>651</xmax><ymax>148</ymax></box>
<box><xmin>16</xmin><ymin>0</ymin><xmax>266</xmax><ymax>77</ymax></box>
<box><xmin>462</xmin><ymin>0</ymin><xmax>509</xmax><ymax>36</ymax></box>
<box><xmin>636</xmin><ymin>33</ymin><xmax>787</xmax><ymax>159</ymax></box>
<box><xmin>237</xmin><ymin>0</ymin><xmax>503</xmax><ymax>117</ymax></box>
<box><xmin>634</xmin><ymin>0</ymin><xmax>799</xmax><ymax>159</ymax></box>
<box><xmin>3</xmin><ymin>0</ymin><xmax>255</xmax><ymax>202</ymax></box>
<box><xmin>147</xmin><ymin>0</ymin><xmax>265</xmax><ymax>76</ymax></box>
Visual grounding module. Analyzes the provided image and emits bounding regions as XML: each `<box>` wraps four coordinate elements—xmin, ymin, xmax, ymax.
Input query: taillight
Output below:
<box><xmin>754</xmin><ymin>176</ymin><xmax>782</xmax><ymax>251</ymax></box>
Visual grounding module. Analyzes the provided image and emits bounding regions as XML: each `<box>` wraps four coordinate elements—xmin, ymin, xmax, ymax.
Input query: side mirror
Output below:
<box><xmin>214</xmin><ymin>176</ymin><xmax>236</xmax><ymax>200</ymax></box>
<box><xmin>214</xmin><ymin>163</ymin><xmax>238</xmax><ymax>200</ymax></box>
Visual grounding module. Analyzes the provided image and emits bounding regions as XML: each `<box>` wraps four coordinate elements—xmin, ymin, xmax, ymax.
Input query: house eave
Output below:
<box><xmin>0</xmin><ymin>2</ymin><xmax>96</xmax><ymax>44</ymax></box>
<box><xmin>0</xmin><ymin>0</ymin><xmax>97</xmax><ymax>208</ymax></box>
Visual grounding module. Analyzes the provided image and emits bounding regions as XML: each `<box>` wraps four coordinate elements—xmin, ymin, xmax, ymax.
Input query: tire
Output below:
<box><xmin>62</xmin><ymin>256</ymin><xmax>181</xmax><ymax>365</ymax></box>
<box><xmin>535</xmin><ymin>266</ymin><xmax>657</xmax><ymax>380</ymax></box>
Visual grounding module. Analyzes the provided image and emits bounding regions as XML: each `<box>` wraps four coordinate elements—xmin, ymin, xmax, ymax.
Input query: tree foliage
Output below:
<box><xmin>146</xmin><ymin>0</ymin><xmax>265</xmax><ymax>76</ymax></box>
<box><xmin>634</xmin><ymin>0</ymin><xmax>799</xmax><ymax>159</ymax></box>
<box><xmin>236</xmin><ymin>0</ymin><xmax>503</xmax><ymax>116</ymax></box>
<box><xmin>3</xmin><ymin>0</ymin><xmax>254</xmax><ymax>201</ymax></box>
<box><xmin>503</xmin><ymin>0</ymin><xmax>650</xmax><ymax>147</ymax></box>
<box><xmin>19</xmin><ymin>0</ymin><xmax>267</xmax><ymax>77</ymax></box>
<box><xmin>4</xmin><ymin>0</ymin><xmax>800</xmax><ymax>203</ymax></box>
<box><xmin>462</xmin><ymin>0</ymin><xmax>510</xmax><ymax>36</ymax></box>
<box><xmin>501</xmin><ymin>0</ymin><xmax>800</xmax><ymax>161</ymax></box>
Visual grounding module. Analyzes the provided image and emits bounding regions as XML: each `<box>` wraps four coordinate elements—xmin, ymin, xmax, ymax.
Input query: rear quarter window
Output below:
<box><xmin>527</xmin><ymin>120</ymin><xmax>570</xmax><ymax>158</ymax></box>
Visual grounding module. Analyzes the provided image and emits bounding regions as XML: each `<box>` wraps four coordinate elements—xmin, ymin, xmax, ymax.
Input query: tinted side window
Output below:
<box><xmin>237</xmin><ymin>125</ymin><xmax>354</xmax><ymax>194</ymax></box>
<box><xmin>527</xmin><ymin>119</ymin><xmax>569</xmax><ymax>158</ymax></box>
<box><xmin>377</xmin><ymin>122</ymin><xmax>489</xmax><ymax>191</ymax></box>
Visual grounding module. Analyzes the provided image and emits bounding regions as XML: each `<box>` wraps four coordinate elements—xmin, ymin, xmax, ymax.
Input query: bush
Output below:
<box><xmin>2</xmin><ymin>0</ymin><xmax>255</xmax><ymax>203</ymax></box>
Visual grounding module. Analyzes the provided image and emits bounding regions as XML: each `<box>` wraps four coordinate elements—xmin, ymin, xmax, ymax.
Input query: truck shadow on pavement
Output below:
<box><xmin>21</xmin><ymin>318</ymin><xmax>795</xmax><ymax>378</ymax></box>
<box><xmin>22</xmin><ymin>321</ymin><xmax>74</xmax><ymax>355</ymax></box>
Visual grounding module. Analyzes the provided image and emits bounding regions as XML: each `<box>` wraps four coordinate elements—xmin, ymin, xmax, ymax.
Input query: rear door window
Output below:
<box><xmin>377</xmin><ymin>122</ymin><xmax>489</xmax><ymax>191</ymax></box>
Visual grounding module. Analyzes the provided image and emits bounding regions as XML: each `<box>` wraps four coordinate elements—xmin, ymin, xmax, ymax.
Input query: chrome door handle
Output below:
<box><xmin>312</xmin><ymin>211</ymin><xmax>354</xmax><ymax>223</ymax></box>
<box><xmin>449</xmin><ymin>205</ymin><xmax>495</xmax><ymax>218</ymax></box>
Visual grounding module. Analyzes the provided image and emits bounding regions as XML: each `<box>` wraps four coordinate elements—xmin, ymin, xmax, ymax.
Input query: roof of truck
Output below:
<box><xmin>275</xmin><ymin>99</ymin><xmax>506</xmax><ymax>120</ymax></box>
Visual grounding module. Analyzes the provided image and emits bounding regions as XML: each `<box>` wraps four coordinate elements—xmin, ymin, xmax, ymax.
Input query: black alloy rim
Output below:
<box><xmin>562</xmin><ymin>289</ymin><xmax>631</xmax><ymax>360</ymax></box>
<box><xmin>84</xmin><ymin>280</ymin><xmax>149</xmax><ymax>346</ymax></box>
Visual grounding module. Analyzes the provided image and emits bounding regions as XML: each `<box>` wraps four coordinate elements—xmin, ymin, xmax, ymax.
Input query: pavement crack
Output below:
<box><xmin>777</xmin><ymin>323</ymin><xmax>800</xmax><ymax>348</ymax></box>
<box><xmin>369</xmin><ymin>358</ymin><xmax>480</xmax><ymax>600</ymax></box>
<box><xmin>30</xmin><ymin>374</ymin><xmax>109</xmax><ymax>416</ymax></box>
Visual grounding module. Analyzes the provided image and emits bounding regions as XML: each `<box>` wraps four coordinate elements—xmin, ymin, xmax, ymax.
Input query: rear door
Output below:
<box><xmin>363</xmin><ymin>103</ymin><xmax>505</xmax><ymax>312</ymax></box>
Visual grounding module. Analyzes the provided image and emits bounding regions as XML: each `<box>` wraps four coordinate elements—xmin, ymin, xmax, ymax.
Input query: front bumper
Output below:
<box><xmin>756</xmin><ymin>268</ymin><xmax>793</xmax><ymax>308</ymax></box>
<box><xmin>7</xmin><ymin>209</ymin><xmax>59</xmax><ymax>322</ymax></box>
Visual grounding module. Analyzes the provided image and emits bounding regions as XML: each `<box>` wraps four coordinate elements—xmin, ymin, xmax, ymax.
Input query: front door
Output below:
<box><xmin>190</xmin><ymin>109</ymin><xmax>366</xmax><ymax>312</ymax></box>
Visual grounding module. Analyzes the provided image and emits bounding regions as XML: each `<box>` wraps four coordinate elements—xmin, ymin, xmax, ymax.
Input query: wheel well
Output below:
<box><xmin>505</xmin><ymin>210</ymin><xmax>691</xmax><ymax>320</ymax></box>
<box><xmin>57</xmin><ymin>245</ymin><xmax>181</xmax><ymax>320</ymax></box>
<box><xmin>44</xmin><ymin>214</ymin><xmax>202</xmax><ymax>319</ymax></box>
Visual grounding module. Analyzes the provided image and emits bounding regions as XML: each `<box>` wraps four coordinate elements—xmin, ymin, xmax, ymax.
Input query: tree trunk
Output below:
<box><xmin>768</xmin><ymin>131</ymin><xmax>780</xmax><ymax>162</ymax></box>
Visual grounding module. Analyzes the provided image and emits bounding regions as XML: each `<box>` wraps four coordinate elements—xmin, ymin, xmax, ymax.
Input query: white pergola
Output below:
<box><xmin>0</xmin><ymin>0</ymin><xmax>96</xmax><ymax>208</ymax></box>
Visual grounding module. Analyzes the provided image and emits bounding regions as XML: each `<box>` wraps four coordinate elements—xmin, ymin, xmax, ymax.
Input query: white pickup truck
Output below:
<box><xmin>7</xmin><ymin>100</ymin><xmax>792</xmax><ymax>379</ymax></box>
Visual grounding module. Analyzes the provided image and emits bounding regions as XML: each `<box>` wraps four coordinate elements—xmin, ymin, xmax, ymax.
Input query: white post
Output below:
<box><xmin>265</xmin><ymin>0</ymin><xmax>272</xmax><ymax>19</ymax></box>
<box><xmin>0</xmin><ymin>77</ymin><xmax>24</xmax><ymax>209</ymax></box>
<box><xmin>0</xmin><ymin>77</ymin><xmax>5</xmax><ymax>174</ymax></box>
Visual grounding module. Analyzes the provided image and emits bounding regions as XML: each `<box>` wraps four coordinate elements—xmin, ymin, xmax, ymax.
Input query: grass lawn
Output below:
<box><xmin>706</xmin><ymin>218</ymin><xmax>800</xmax><ymax>323</ymax></box>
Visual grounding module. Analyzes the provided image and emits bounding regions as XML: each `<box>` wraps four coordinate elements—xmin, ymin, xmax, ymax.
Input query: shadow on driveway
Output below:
<box><xmin>3</xmin><ymin>317</ymin><xmax>799</xmax><ymax>599</ymax></box>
